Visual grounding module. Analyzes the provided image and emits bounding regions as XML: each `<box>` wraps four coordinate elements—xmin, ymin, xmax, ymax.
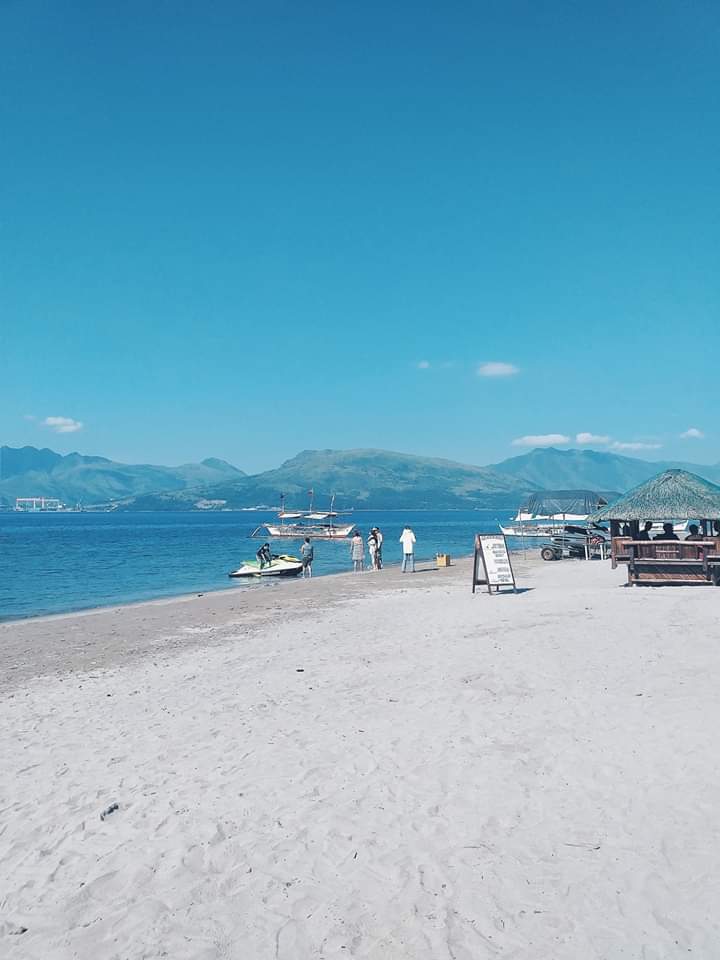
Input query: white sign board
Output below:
<box><xmin>473</xmin><ymin>533</ymin><xmax>516</xmax><ymax>593</ymax></box>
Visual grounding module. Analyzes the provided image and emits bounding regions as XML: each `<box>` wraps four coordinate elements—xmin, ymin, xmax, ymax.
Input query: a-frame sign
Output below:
<box><xmin>472</xmin><ymin>533</ymin><xmax>517</xmax><ymax>594</ymax></box>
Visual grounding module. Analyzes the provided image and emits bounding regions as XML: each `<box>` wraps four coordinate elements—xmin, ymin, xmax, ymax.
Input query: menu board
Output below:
<box><xmin>472</xmin><ymin>533</ymin><xmax>516</xmax><ymax>594</ymax></box>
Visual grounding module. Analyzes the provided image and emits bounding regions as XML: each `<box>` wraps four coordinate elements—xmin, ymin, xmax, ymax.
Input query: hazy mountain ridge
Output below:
<box><xmin>4</xmin><ymin>443</ymin><xmax>720</xmax><ymax>511</ymax></box>
<box><xmin>0</xmin><ymin>446</ymin><xmax>244</xmax><ymax>507</ymax></box>
<box><xmin>116</xmin><ymin>449</ymin><xmax>536</xmax><ymax>511</ymax></box>
<box><xmin>491</xmin><ymin>447</ymin><xmax>720</xmax><ymax>490</ymax></box>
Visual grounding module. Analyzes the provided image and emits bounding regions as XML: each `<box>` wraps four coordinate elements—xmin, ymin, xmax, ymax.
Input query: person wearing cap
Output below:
<box><xmin>367</xmin><ymin>529</ymin><xmax>379</xmax><ymax>570</ymax></box>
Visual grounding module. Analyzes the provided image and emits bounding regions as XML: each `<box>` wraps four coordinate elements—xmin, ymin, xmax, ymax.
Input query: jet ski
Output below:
<box><xmin>228</xmin><ymin>554</ymin><xmax>303</xmax><ymax>578</ymax></box>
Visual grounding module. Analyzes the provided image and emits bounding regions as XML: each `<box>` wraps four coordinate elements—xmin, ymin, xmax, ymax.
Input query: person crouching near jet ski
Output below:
<box><xmin>256</xmin><ymin>542</ymin><xmax>273</xmax><ymax>569</ymax></box>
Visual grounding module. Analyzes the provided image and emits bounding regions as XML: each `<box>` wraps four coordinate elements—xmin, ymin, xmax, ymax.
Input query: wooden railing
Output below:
<box><xmin>612</xmin><ymin>537</ymin><xmax>720</xmax><ymax>567</ymax></box>
<box><xmin>611</xmin><ymin>538</ymin><xmax>720</xmax><ymax>585</ymax></box>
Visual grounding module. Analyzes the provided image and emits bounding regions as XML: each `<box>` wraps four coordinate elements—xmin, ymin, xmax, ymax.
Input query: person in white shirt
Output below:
<box><xmin>367</xmin><ymin>530</ymin><xmax>379</xmax><ymax>570</ymax></box>
<box><xmin>399</xmin><ymin>525</ymin><xmax>416</xmax><ymax>573</ymax></box>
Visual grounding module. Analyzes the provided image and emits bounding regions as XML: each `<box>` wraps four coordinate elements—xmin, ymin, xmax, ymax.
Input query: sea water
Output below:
<box><xmin>0</xmin><ymin>509</ymin><xmax>520</xmax><ymax>621</ymax></box>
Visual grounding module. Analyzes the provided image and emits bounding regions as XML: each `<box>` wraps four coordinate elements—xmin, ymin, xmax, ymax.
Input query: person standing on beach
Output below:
<box><xmin>350</xmin><ymin>530</ymin><xmax>365</xmax><ymax>572</ymax></box>
<box><xmin>367</xmin><ymin>529</ymin><xmax>379</xmax><ymax>570</ymax></box>
<box><xmin>400</xmin><ymin>525</ymin><xmax>416</xmax><ymax>573</ymax></box>
<box><xmin>372</xmin><ymin>526</ymin><xmax>383</xmax><ymax>568</ymax></box>
<box><xmin>300</xmin><ymin>537</ymin><xmax>314</xmax><ymax>578</ymax></box>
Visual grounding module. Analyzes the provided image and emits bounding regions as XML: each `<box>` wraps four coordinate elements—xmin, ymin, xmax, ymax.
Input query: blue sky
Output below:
<box><xmin>2</xmin><ymin>0</ymin><xmax>718</xmax><ymax>472</ymax></box>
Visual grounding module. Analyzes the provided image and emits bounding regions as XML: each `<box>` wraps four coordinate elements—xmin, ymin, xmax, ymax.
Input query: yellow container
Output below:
<box><xmin>436</xmin><ymin>553</ymin><xmax>451</xmax><ymax>567</ymax></box>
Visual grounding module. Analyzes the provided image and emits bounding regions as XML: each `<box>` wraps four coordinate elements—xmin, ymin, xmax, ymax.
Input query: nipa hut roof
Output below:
<box><xmin>591</xmin><ymin>469</ymin><xmax>720</xmax><ymax>522</ymax></box>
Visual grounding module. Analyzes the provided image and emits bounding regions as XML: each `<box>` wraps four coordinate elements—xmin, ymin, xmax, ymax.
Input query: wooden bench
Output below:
<box><xmin>619</xmin><ymin>540</ymin><xmax>720</xmax><ymax>586</ymax></box>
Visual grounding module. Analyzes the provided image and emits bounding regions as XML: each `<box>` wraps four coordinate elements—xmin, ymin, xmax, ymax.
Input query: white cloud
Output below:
<box><xmin>576</xmin><ymin>432</ymin><xmax>611</xmax><ymax>445</ymax></box>
<box><xmin>43</xmin><ymin>416</ymin><xmax>84</xmax><ymax>434</ymax></box>
<box><xmin>512</xmin><ymin>433</ymin><xmax>570</xmax><ymax>448</ymax></box>
<box><xmin>611</xmin><ymin>441</ymin><xmax>662</xmax><ymax>451</ymax></box>
<box><xmin>477</xmin><ymin>361</ymin><xmax>519</xmax><ymax>378</ymax></box>
<box><xmin>680</xmin><ymin>427</ymin><xmax>704</xmax><ymax>440</ymax></box>
<box><xmin>416</xmin><ymin>360</ymin><xmax>431</xmax><ymax>370</ymax></box>
<box><xmin>23</xmin><ymin>414</ymin><xmax>36</xmax><ymax>421</ymax></box>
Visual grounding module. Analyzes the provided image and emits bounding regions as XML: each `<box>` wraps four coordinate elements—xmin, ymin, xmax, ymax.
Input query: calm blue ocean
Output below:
<box><xmin>0</xmin><ymin>509</ymin><xmax>518</xmax><ymax>621</ymax></box>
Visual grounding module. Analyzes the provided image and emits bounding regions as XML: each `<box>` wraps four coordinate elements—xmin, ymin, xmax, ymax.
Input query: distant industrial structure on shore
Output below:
<box><xmin>15</xmin><ymin>497</ymin><xmax>67</xmax><ymax>512</ymax></box>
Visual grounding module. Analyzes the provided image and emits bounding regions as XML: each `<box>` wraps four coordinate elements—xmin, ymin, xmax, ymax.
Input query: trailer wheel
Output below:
<box><xmin>540</xmin><ymin>546</ymin><xmax>558</xmax><ymax>561</ymax></box>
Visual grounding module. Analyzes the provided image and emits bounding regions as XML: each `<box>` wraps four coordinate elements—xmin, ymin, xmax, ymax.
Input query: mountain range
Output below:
<box><xmin>122</xmin><ymin>449</ymin><xmax>527</xmax><ymax>511</ymax></box>
<box><xmin>488</xmin><ymin>447</ymin><xmax>720</xmax><ymax>491</ymax></box>
<box><xmin>0</xmin><ymin>446</ymin><xmax>244</xmax><ymax>508</ymax></box>
<box><xmin>2</xmin><ymin>444</ymin><xmax>720</xmax><ymax>511</ymax></box>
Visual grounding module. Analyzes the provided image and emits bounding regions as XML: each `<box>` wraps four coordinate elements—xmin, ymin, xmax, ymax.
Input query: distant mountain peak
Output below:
<box><xmin>200</xmin><ymin>457</ymin><xmax>243</xmax><ymax>473</ymax></box>
<box><xmin>1</xmin><ymin>444</ymin><xmax>64</xmax><ymax>480</ymax></box>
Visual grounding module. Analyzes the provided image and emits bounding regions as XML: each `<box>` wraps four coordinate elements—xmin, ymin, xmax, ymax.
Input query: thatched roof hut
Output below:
<box><xmin>592</xmin><ymin>469</ymin><xmax>720</xmax><ymax>522</ymax></box>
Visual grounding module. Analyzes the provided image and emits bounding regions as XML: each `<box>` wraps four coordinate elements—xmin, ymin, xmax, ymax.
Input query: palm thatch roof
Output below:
<box><xmin>591</xmin><ymin>469</ymin><xmax>720</xmax><ymax>521</ymax></box>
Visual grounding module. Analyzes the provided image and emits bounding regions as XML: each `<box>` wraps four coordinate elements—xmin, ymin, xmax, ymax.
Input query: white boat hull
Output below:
<box><xmin>500</xmin><ymin>523</ymin><xmax>584</xmax><ymax>539</ymax></box>
<box><xmin>513</xmin><ymin>512</ymin><xmax>590</xmax><ymax>522</ymax></box>
<box><xmin>264</xmin><ymin>522</ymin><xmax>356</xmax><ymax>540</ymax></box>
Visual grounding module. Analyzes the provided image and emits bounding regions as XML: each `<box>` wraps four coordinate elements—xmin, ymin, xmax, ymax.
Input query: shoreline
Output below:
<box><xmin>0</xmin><ymin>552</ymin><xmax>476</xmax><ymax>628</ymax></box>
<box><xmin>0</xmin><ymin>555</ymin><xmax>500</xmax><ymax>692</ymax></box>
<box><xmin>3</xmin><ymin>541</ymin><xmax>538</xmax><ymax>626</ymax></box>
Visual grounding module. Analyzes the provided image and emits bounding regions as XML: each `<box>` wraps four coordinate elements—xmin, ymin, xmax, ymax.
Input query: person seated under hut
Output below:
<box><xmin>685</xmin><ymin>524</ymin><xmax>704</xmax><ymax>542</ymax></box>
<box><xmin>637</xmin><ymin>521</ymin><xmax>653</xmax><ymax>541</ymax></box>
<box><xmin>653</xmin><ymin>522</ymin><xmax>678</xmax><ymax>541</ymax></box>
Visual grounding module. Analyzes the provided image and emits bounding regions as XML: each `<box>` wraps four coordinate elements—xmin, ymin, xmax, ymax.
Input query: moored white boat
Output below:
<box><xmin>501</xmin><ymin>490</ymin><xmax>614</xmax><ymax>540</ymax></box>
<box><xmin>254</xmin><ymin>492</ymin><xmax>356</xmax><ymax>540</ymax></box>
<box><xmin>264</xmin><ymin>521</ymin><xmax>355</xmax><ymax>539</ymax></box>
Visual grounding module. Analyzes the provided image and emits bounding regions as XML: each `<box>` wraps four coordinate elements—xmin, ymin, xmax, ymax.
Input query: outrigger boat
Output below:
<box><xmin>499</xmin><ymin>490</ymin><xmax>613</xmax><ymax>539</ymax></box>
<box><xmin>229</xmin><ymin>554</ymin><xmax>303</xmax><ymax>578</ymax></box>
<box><xmin>253</xmin><ymin>492</ymin><xmax>356</xmax><ymax>541</ymax></box>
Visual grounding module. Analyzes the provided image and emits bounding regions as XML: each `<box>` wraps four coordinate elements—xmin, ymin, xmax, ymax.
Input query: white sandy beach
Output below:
<box><xmin>2</xmin><ymin>558</ymin><xmax>720</xmax><ymax>959</ymax></box>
